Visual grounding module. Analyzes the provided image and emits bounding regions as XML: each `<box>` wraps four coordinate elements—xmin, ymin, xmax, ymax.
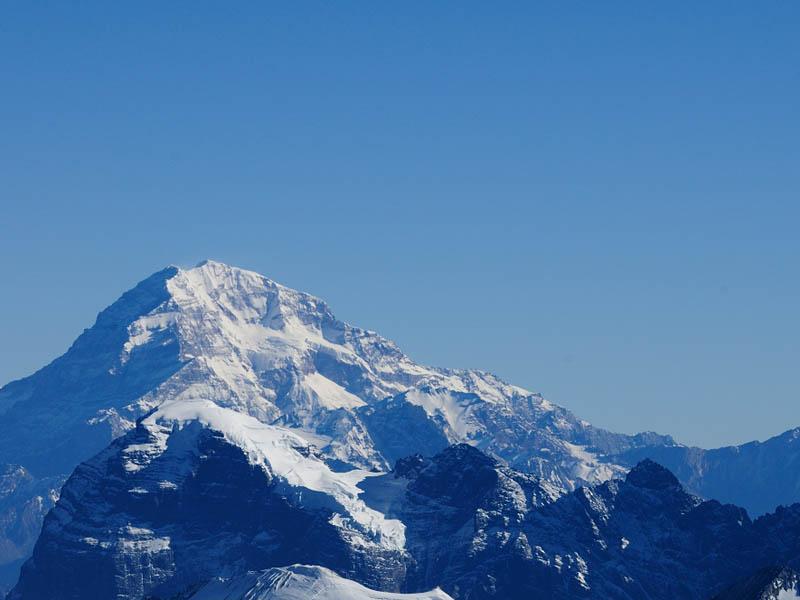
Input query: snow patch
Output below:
<box><xmin>404</xmin><ymin>389</ymin><xmax>480</xmax><ymax>439</ymax></box>
<box><xmin>143</xmin><ymin>399</ymin><xmax>406</xmax><ymax>551</ymax></box>
<box><xmin>303</xmin><ymin>372</ymin><xmax>365</xmax><ymax>409</ymax></box>
<box><xmin>189</xmin><ymin>564</ymin><xmax>454</xmax><ymax>600</ymax></box>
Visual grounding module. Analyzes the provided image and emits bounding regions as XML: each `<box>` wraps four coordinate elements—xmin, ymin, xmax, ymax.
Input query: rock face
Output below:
<box><xmin>187</xmin><ymin>565</ymin><xmax>454</xmax><ymax>600</ymax></box>
<box><xmin>388</xmin><ymin>453</ymin><xmax>800</xmax><ymax>600</ymax></box>
<box><xmin>3</xmin><ymin>261</ymin><xmax>800</xmax><ymax>594</ymax></box>
<box><xmin>0</xmin><ymin>467</ymin><xmax>62</xmax><ymax>596</ymax></box>
<box><xmin>712</xmin><ymin>567</ymin><xmax>800</xmax><ymax>600</ymax></box>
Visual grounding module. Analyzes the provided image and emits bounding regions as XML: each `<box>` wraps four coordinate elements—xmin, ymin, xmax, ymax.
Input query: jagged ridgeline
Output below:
<box><xmin>2</xmin><ymin>261</ymin><xmax>800</xmax><ymax>599</ymax></box>
<box><xmin>10</xmin><ymin>441</ymin><xmax>800</xmax><ymax>599</ymax></box>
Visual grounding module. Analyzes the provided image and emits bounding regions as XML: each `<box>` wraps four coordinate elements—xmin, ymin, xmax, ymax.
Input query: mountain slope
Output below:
<box><xmin>0</xmin><ymin>267</ymin><xmax>183</xmax><ymax>477</ymax></box>
<box><xmin>712</xmin><ymin>567</ymin><xmax>800</xmax><ymax>600</ymax></box>
<box><xmin>187</xmin><ymin>565</ymin><xmax>453</xmax><ymax>600</ymax></box>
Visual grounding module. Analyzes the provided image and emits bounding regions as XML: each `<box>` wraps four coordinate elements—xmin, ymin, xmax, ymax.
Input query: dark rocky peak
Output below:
<box><xmin>425</xmin><ymin>443</ymin><xmax>497</xmax><ymax>472</ymax></box>
<box><xmin>405</xmin><ymin>444</ymin><xmax>500</xmax><ymax>506</ymax></box>
<box><xmin>393</xmin><ymin>453</ymin><xmax>428</xmax><ymax>480</ymax></box>
<box><xmin>625</xmin><ymin>459</ymin><xmax>682</xmax><ymax>491</ymax></box>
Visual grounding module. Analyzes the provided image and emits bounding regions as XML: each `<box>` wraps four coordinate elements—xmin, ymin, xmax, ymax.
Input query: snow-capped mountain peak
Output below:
<box><xmin>0</xmin><ymin>260</ymin><xmax>666</xmax><ymax>487</ymax></box>
<box><xmin>126</xmin><ymin>260</ymin><xmax>481</xmax><ymax>421</ymax></box>
<box><xmin>105</xmin><ymin>260</ymin><xmax>596</xmax><ymax>476</ymax></box>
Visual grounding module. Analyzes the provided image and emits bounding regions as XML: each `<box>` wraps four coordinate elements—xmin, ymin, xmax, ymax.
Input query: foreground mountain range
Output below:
<box><xmin>10</xmin><ymin>438</ymin><xmax>800</xmax><ymax>599</ymax></box>
<box><xmin>1</xmin><ymin>261</ymin><xmax>799</xmax><ymax>598</ymax></box>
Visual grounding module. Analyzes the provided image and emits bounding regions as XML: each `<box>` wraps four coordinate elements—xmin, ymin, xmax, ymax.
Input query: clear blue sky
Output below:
<box><xmin>1</xmin><ymin>3</ymin><xmax>798</xmax><ymax>448</ymax></box>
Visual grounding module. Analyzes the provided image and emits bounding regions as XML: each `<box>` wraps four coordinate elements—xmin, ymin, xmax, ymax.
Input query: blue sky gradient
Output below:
<box><xmin>1</xmin><ymin>2</ymin><xmax>798</xmax><ymax>447</ymax></box>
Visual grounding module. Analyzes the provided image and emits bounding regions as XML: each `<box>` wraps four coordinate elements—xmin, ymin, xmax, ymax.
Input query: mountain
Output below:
<box><xmin>10</xmin><ymin>436</ymin><xmax>800</xmax><ymax>599</ymax></box>
<box><xmin>366</xmin><ymin>450</ymin><xmax>800</xmax><ymax>599</ymax></box>
<box><xmin>2</xmin><ymin>260</ymin><xmax>800</xmax><ymax>594</ymax></box>
<box><xmin>611</xmin><ymin>429</ymin><xmax>800</xmax><ymax>517</ymax></box>
<box><xmin>0</xmin><ymin>261</ymin><xmax>648</xmax><ymax>591</ymax></box>
<box><xmin>187</xmin><ymin>565</ymin><xmax>453</xmax><ymax>600</ymax></box>
<box><xmin>7</xmin><ymin>400</ymin><xmax>409</xmax><ymax>599</ymax></box>
<box><xmin>0</xmin><ymin>260</ymin><xmax>657</xmax><ymax>484</ymax></box>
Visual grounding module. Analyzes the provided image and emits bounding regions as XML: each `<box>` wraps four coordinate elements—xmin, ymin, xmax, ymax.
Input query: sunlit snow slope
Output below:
<box><xmin>189</xmin><ymin>565</ymin><xmax>453</xmax><ymax>600</ymax></box>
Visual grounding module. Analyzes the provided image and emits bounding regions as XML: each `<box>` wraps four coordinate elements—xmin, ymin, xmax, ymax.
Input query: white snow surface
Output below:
<box><xmin>121</xmin><ymin>261</ymin><xmax>520</xmax><ymax>428</ymax></box>
<box><xmin>562</xmin><ymin>442</ymin><xmax>622</xmax><ymax>484</ymax></box>
<box><xmin>130</xmin><ymin>399</ymin><xmax>406</xmax><ymax>551</ymax></box>
<box><xmin>189</xmin><ymin>565</ymin><xmax>453</xmax><ymax>600</ymax></box>
<box><xmin>402</xmin><ymin>388</ymin><xmax>481</xmax><ymax>440</ymax></box>
<box><xmin>303</xmin><ymin>372</ymin><xmax>366</xmax><ymax>409</ymax></box>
